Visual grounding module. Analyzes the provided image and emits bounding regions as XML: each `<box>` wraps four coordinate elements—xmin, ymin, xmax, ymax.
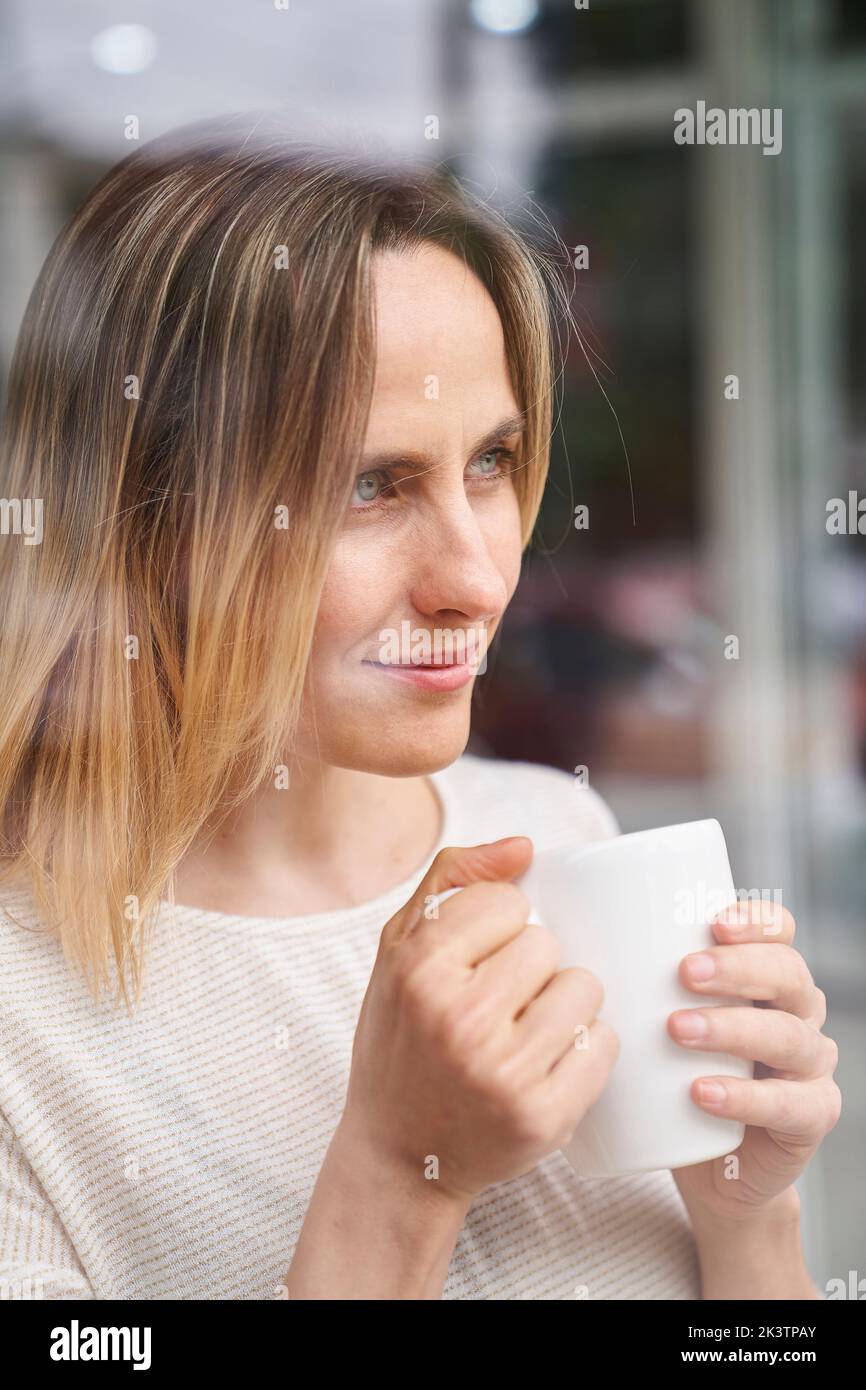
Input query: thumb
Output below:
<box><xmin>386</xmin><ymin>837</ymin><xmax>534</xmax><ymax>943</ymax></box>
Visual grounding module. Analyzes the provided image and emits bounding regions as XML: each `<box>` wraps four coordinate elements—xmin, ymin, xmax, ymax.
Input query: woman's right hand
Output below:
<box><xmin>337</xmin><ymin>836</ymin><xmax>620</xmax><ymax>1205</ymax></box>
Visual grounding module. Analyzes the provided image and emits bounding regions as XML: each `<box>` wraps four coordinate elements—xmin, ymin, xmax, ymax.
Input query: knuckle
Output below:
<box><xmin>397</xmin><ymin>954</ymin><xmax>443</xmax><ymax>1019</ymax></box>
<box><xmin>812</xmin><ymin>987</ymin><xmax>828</xmax><ymax>1026</ymax></box>
<box><xmin>436</xmin><ymin>991</ymin><xmax>496</xmax><ymax>1059</ymax></box>
<box><xmin>432</xmin><ymin>845</ymin><xmax>460</xmax><ymax>872</ymax></box>
<box><xmin>824</xmin><ymin>1080</ymin><xmax>843</xmax><ymax>1131</ymax></box>
<box><xmin>822</xmin><ymin>1033</ymin><xmax>840</xmax><ymax>1074</ymax></box>
<box><xmin>521</xmin><ymin>921</ymin><xmax>561</xmax><ymax>965</ymax></box>
<box><xmin>784</xmin><ymin>1015</ymin><xmax>810</xmax><ymax>1065</ymax></box>
<box><xmin>388</xmin><ymin>940</ymin><xmax>423</xmax><ymax>989</ymax></box>
<box><xmin>488</xmin><ymin>1042</ymin><xmax>534</xmax><ymax>1092</ymax></box>
<box><xmin>791</xmin><ymin>949</ymin><xmax>814</xmax><ymax>991</ymax></box>
<box><xmin>448</xmin><ymin>879</ymin><xmax>530</xmax><ymax>924</ymax></box>
<box><xmin>477</xmin><ymin>1055</ymin><xmax>544</xmax><ymax>1135</ymax></box>
<box><xmin>766</xmin><ymin>1011</ymin><xmax>799</xmax><ymax>1062</ymax></box>
<box><xmin>766</xmin><ymin>1076</ymin><xmax>800</xmax><ymax>1129</ymax></box>
<box><xmin>487</xmin><ymin>880</ymin><xmax>532</xmax><ymax>920</ymax></box>
<box><xmin>565</xmin><ymin>965</ymin><xmax>605</xmax><ymax>1013</ymax></box>
<box><xmin>425</xmin><ymin>845</ymin><xmax>467</xmax><ymax>888</ymax></box>
<box><xmin>386</xmin><ymin>936</ymin><xmax>415</xmax><ymax>976</ymax></box>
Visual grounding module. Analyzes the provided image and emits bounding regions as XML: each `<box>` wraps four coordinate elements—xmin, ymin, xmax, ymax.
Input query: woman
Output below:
<box><xmin>0</xmin><ymin>116</ymin><xmax>839</xmax><ymax>1301</ymax></box>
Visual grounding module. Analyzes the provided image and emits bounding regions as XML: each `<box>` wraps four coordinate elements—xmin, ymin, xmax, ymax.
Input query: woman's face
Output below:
<box><xmin>297</xmin><ymin>242</ymin><xmax>525</xmax><ymax>776</ymax></box>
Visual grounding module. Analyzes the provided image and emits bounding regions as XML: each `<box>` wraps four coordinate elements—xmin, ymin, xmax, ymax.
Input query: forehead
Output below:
<box><xmin>367</xmin><ymin>244</ymin><xmax>518</xmax><ymax>442</ymax></box>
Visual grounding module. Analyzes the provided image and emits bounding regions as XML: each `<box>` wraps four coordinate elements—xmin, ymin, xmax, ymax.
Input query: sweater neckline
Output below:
<box><xmin>156</xmin><ymin>760</ymin><xmax>460</xmax><ymax>932</ymax></box>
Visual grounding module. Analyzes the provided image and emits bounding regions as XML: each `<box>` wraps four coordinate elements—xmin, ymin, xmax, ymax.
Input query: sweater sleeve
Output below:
<box><xmin>0</xmin><ymin>1106</ymin><xmax>95</xmax><ymax>1300</ymax></box>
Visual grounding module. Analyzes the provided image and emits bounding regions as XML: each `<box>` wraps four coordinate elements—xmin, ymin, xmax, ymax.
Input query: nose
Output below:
<box><xmin>405</xmin><ymin>486</ymin><xmax>511</xmax><ymax>625</ymax></box>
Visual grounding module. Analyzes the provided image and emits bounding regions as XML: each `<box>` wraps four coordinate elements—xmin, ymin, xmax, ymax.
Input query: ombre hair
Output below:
<box><xmin>0</xmin><ymin>113</ymin><xmax>570</xmax><ymax>1010</ymax></box>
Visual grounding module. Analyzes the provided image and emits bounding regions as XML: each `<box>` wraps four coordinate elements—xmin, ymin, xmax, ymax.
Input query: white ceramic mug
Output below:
<box><xmin>518</xmin><ymin>819</ymin><xmax>754</xmax><ymax>1178</ymax></box>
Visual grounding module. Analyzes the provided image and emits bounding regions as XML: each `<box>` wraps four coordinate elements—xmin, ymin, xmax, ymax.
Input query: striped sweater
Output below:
<box><xmin>0</xmin><ymin>753</ymin><xmax>701</xmax><ymax>1300</ymax></box>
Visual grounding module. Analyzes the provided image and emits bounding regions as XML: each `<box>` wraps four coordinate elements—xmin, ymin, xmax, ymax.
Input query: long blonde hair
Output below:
<box><xmin>0</xmin><ymin>114</ymin><xmax>568</xmax><ymax>1010</ymax></box>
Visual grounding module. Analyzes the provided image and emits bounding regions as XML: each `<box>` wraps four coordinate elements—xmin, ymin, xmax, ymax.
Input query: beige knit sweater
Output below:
<box><xmin>0</xmin><ymin>753</ymin><xmax>701</xmax><ymax>1300</ymax></box>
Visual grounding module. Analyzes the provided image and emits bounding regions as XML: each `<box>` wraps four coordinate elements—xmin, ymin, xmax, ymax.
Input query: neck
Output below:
<box><xmin>170</xmin><ymin>760</ymin><xmax>443</xmax><ymax>917</ymax></box>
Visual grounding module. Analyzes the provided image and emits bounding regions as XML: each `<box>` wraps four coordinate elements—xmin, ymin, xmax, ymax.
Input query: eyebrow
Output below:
<box><xmin>359</xmin><ymin>412</ymin><xmax>528</xmax><ymax>473</ymax></box>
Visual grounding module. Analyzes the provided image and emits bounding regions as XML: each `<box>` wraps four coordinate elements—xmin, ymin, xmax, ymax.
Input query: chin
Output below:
<box><xmin>329</xmin><ymin>705</ymin><xmax>473</xmax><ymax>777</ymax></box>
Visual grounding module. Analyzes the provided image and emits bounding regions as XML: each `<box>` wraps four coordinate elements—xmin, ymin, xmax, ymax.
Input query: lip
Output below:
<box><xmin>362</xmin><ymin>660</ymin><xmax>478</xmax><ymax>691</ymax></box>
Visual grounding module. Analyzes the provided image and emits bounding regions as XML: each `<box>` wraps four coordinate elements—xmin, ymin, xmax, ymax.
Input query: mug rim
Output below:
<box><xmin>533</xmin><ymin>816</ymin><xmax>724</xmax><ymax>864</ymax></box>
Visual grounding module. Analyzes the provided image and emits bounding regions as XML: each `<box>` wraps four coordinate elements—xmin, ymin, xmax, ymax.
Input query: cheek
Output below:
<box><xmin>310</xmin><ymin>536</ymin><xmax>393</xmax><ymax>665</ymax></box>
<box><xmin>486</xmin><ymin>490</ymin><xmax>524</xmax><ymax>600</ymax></box>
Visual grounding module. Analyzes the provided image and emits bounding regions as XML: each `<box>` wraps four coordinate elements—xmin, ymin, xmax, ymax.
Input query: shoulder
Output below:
<box><xmin>435</xmin><ymin>751</ymin><xmax>620</xmax><ymax>854</ymax></box>
<box><xmin>0</xmin><ymin>882</ymin><xmax>68</xmax><ymax>1000</ymax></box>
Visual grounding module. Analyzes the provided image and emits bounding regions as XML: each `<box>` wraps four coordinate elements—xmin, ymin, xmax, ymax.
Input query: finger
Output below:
<box><xmin>545</xmin><ymin>1018</ymin><xmax>620</xmax><ymax>1122</ymax></box>
<box><xmin>470</xmin><ymin>921</ymin><xmax>562</xmax><ymax>1016</ymax></box>
<box><xmin>668</xmin><ymin>1005</ymin><xmax>838</xmax><ymax>1079</ymax></box>
<box><xmin>383</xmin><ymin>837</ymin><xmax>533</xmax><ymax>949</ymax></box>
<box><xmin>689</xmin><ymin>1073</ymin><xmax>843</xmax><ymax>1142</ymax></box>
<box><xmin>419</xmin><ymin>878</ymin><xmax>540</xmax><ymax>970</ymax></box>
<box><xmin>509</xmin><ymin>965</ymin><xmax>605</xmax><ymax>1072</ymax></box>
<box><xmin>679</xmin><ymin>942</ymin><xmax>822</xmax><ymax>1023</ymax></box>
<box><xmin>711</xmin><ymin>898</ymin><xmax>795</xmax><ymax>945</ymax></box>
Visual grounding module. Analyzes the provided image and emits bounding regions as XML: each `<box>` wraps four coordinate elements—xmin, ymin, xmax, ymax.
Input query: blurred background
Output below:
<box><xmin>0</xmin><ymin>0</ymin><xmax>863</xmax><ymax>1295</ymax></box>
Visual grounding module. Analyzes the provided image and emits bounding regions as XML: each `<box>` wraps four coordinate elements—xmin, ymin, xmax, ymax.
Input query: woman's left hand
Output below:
<box><xmin>668</xmin><ymin>899</ymin><xmax>841</xmax><ymax>1226</ymax></box>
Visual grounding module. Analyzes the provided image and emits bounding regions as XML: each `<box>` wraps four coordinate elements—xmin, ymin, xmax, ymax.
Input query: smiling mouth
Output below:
<box><xmin>361</xmin><ymin>658</ymin><xmax>479</xmax><ymax>690</ymax></box>
<box><xmin>375</xmin><ymin>660</ymin><xmax>472</xmax><ymax>668</ymax></box>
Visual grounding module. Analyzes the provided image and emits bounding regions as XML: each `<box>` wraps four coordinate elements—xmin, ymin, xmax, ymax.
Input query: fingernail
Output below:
<box><xmin>696</xmin><ymin>1081</ymin><xmax>726</xmax><ymax>1107</ymax></box>
<box><xmin>674</xmin><ymin>1011</ymin><xmax>708</xmax><ymax>1039</ymax></box>
<box><xmin>685</xmin><ymin>952</ymin><xmax>716</xmax><ymax>982</ymax></box>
